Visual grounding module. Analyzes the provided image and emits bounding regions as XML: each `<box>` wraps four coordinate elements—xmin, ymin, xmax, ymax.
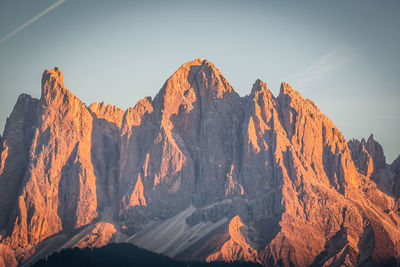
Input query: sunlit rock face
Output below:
<box><xmin>0</xmin><ymin>59</ymin><xmax>399</xmax><ymax>266</ymax></box>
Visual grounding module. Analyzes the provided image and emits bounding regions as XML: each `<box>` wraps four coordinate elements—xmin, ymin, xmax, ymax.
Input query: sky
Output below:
<box><xmin>0</xmin><ymin>0</ymin><xmax>399</xmax><ymax>162</ymax></box>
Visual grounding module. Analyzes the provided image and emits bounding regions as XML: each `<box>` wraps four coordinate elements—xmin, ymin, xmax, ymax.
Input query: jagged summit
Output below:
<box><xmin>185</xmin><ymin>57</ymin><xmax>205</xmax><ymax>65</ymax></box>
<box><xmin>41</xmin><ymin>66</ymin><xmax>65</xmax><ymax>96</ymax></box>
<box><xmin>17</xmin><ymin>93</ymin><xmax>36</xmax><ymax>103</ymax></box>
<box><xmin>153</xmin><ymin>58</ymin><xmax>236</xmax><ymax>119</ymax></box>
<box><xmin>253</xmin><ymin>78</ymin><xmax>267</xmax><ymax>88</ymax></box>
<box><xmin>89</xmin><ymin>101</ymin><xmax>125</xmax><ymax>127</ymax></box>
<box><xmin>0</xmin><ymin>59</ymin><xmax>399</xmax><ymax>267</ymax></box>
<box><xmin>278</xmin><ymin>81</ymin><xmax>302</xmax><ymax>99</ymax></box>
<box><xmin>42</xmin><ymin>66</ymin><xmax>64</xmax><ymax>85</ymax></box>
<box><xmin>251</xmin><ymin>79</ymin><xmax>267</xmax><ymax>91</ymax></box>
<box><xmin>39</xmin><ymin>66</ymin><xmax>81</xmax><ymax>109</ymax></box>
<box><xmin>250</xmin><ymin>79</ymin><xmax>273</xmax><ymax>98</ymax></box>
<box><xmin>348</xmin><ymin>134</ymin><xmax>394</xmax><ymax>195</ymax></box>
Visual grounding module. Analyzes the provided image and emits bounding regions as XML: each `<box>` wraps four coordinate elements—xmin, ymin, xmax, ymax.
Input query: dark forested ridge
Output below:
<box><xmin>31</xmin><ymin>243</ymin><xmax>263</xmax><ymax>267</ymax></box>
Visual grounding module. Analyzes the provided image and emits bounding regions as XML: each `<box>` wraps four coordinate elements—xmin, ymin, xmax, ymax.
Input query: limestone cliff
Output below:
<box><xmin>0</xmin><ymin>59</ymin><xmax>399</xmax><ymax>267</ymax></box>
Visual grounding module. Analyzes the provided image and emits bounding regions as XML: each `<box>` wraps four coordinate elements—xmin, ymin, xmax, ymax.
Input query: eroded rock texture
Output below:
<box><xmin>0</xmin><ymin>59</ymin><xmax>399</xmax><ymax>266</ymax></box>
<box><xmin>349</xmin><ymin>135</ymin><xmax>398</xmax><ymax>197</ymax></box>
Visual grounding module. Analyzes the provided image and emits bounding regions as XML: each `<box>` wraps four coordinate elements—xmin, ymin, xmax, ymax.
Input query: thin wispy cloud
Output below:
<box><xmin>286</xmin><ymin>47</ymin><xmax>351</xmax><ymax>88</ymax></box>
<box><xmin>0</xmin><ymin>0</ymin><xmax>65</xmax><ymax>45</ymax></box>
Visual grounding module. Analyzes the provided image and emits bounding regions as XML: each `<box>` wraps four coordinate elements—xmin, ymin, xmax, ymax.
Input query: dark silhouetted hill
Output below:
<box><xmin>31</xmin><ymin>243</ymin><xmax>262</xmax><ymax>267</ymax></box>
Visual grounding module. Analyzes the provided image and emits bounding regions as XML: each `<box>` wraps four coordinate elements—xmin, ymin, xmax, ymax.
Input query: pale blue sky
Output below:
<box><xmin>0</xmin><ymin>0</ymin><xmax>399</xmax><ymax>162</ymax></box>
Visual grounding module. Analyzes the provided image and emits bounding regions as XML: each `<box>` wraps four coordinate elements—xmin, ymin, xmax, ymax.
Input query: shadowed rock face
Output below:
<box><xmin>349</xmin><ymin>135</ymin><xmax>398</xmax><ymax>197</ymax></box>
<box><xmin>391</xmin><ymin>156</ymin><xmax>400</xmax><ymax>198</ymax></box>
<box><xmin>0</xmin><ymin>94</ymin><xmax>38</xmax><ymax>231</ymax></box>
<box><xmin>0</xmin><ymin>59</ymin><xmax>399</xmax><ymax>267</ymax></box>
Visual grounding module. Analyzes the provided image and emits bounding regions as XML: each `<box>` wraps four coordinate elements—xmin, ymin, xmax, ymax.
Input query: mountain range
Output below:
<box><xmin>0</xmin><ymin>58</ymin><xmax>399</xmax><ymax>267</ymax></box>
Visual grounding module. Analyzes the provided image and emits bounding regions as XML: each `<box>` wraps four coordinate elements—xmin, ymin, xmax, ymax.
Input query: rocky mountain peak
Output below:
<box><xmin>121</xmin><ymin>96</ymin><xmax>153</xmax><ymax>133</ymax></box>
<box><xmin>366</xmin><ymin>134</ymin><xmax>386</xmax><ymax>168</ymax></box>
<box><xmin>250</xmin><ymin>79</ymin><xmax>271</xmax><ymax>97</ymax></box>
<box><xmin>197</xmin><ymin>59</ymin><xmax>234</xmax><ymax>98</ymax></box>
<box><xmin>0</xmin><ymin>92</ymin><xmax>39</xmax><ymax>232</ymax></box>
<box><xmin>40</xmin><ymin>66</ymin><xmax>78</xmax><ymax>108</ymax></box>
<box><xmin>17</xmin><ymin>93</ymin><xmax>37</xmax><ymax>104</ymax></box>
<box><xmin>41</xmin><ymin>67</ymin><xmax>64</xmax><ymax>93</ymax></box>
<box><xmin>279</xmin><ymin>82</ymin><xmax>296</xmax><ymax>96</ymax></box>
<box><xmin>152</xmin><ymin>58</ymin><xmax>237</xmax><ymax>125</ymax></box>
<box><xmin>88</xmin><ymin>101</ymin><xmax>125</xmax><ymax>127</ymax></box>
<box><xmin>348</xmin><ymin>135</ymin><xmax>398</xmax><ymax>197</ymax></box>
<box><xmin>277</xmin><ymin>82</ymin><xmax>303</xmax><ymax>112</ymax></box>
<box><xmin>0</xmin><ymin>59</ymin><xmax>399</xmax><ymax>267</ymax></box>
<box><xmin>349</xmin><ymin>134</ymin><xmax>386</xmax><ymax>176</ymax></box>
<box><xmin>186</xmin><ymin>57</ymin><xmax>204</xmax><ymax>65</ymax></box>
<box><xmin>42</xmin><ymin>66</ymin><xmax>64</xmax><ymax>85</ymax></box>
<box><xmin>392</xmin><ymin>155</ymin><xmax>400</xmax><ymax>168</ymax></box>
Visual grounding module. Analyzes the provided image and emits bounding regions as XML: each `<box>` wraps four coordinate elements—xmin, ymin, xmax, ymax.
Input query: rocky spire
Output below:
<box><xmin>366</xmin><ymin>134</ymin><xmax>386</xmax><ymax>169</ymax></box>
<box><xmin>41</xmin><ymin>67</ymin><xmax>68</xmax><ymax>103</ymax></box>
